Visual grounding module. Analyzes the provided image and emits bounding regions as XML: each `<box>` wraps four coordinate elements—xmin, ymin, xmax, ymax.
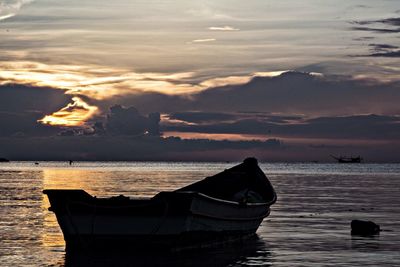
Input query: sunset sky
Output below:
<box><xmin>1</xmin><ymin>0</ymin><xmax>400</xmax><ymax>161</ymax></box>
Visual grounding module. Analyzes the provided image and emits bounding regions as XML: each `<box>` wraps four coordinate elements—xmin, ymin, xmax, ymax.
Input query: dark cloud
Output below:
<box><xmin>0</xmin><ymin>84</ymin><xmax>70</xmax><ymax>113</ymax></box>
<box><xmin>0</xmin><ymin>84</ymin><xmax>71</xmax><ymax>136</ymax></box>
<box><xmin>352</xmin><ymin>36</ymin><xmax>375</xmax><ymax>41</ymax></box>
<box><xmin>189</xmin><ymin>72</ymin><xmax>400</xmax><ymax>116</ymax></box>
<box><xmin>168</xmin><ymin>112</ymin><xmax>237</xmax><ymax>124</ymax></box>
<box><xmin>350</xmin><ymin>26</ymin><xmax>400</xmax><ymax>34</ymax></box>
<box><xmin>367</xmin><ymin>50</ymin><xmax>400</xmax><ymax>58</ymax></box>
<box><xmin>1</xmin><ymin>132</ymin><xmax>399</xmax><ymax>162</ymax></box>
<box><xmin>0</xmin><ymin>135</ymin><xmax>283</xmax><ymax>161</ymax></box>
<box><xmin>353</xmin><ymin>5</ymin><xmax>371</xmax><ymax>9</ymax></box>
<box><xmin>164</xmin><ymin>112</ymin><xmax>400</xmax><ymax>141</ymax></box>
<box><xmin>369</xmin><ymin>44</ymin><xmax>399</xmax><ymax>51</ymax></box>
<box><xmin>167</xmin><ymin>111</ymin><xmax>302</xmax><ymax>125</ymax></box>
<box><xmin>2</xmin><ymin>73</ymin><xmax>400</xmax><ymax>161</ymax></box>
<box><xmin>352</xmin><ymin>44</ymin><xmax>400</xmax><ymax>58</ymax></box>
<box><xmin>376</xmin><ymin>17</ymin><xmax>400</xmax><ymax>27</ymax></box>
<box><xmin>351</xmin><ymin>17</ymin><xmax>400</xmax><ymax>33</ymax></box>
<box><xmin>105</xmin><ymin>105</ymin><xmax>160</xmax><ymax>136</ymax></box>
<box><xmin>101</xmin><ymin>71</ymin><xmax>400</xmax><ymax>117</ymax></box>
<box><xmin>288</xmin><ymin>114</ymin><xmax>400</xmax><ymax>140</ymax></box>
<box><xmin>352</xmin><ymin>17</ymin><xmax>400</xmax><ymax>27</ymax></box>
<box><xmin>351</xmin><ymin>16</ymin><xmax>400</xmax><ymax>57</ymax></box>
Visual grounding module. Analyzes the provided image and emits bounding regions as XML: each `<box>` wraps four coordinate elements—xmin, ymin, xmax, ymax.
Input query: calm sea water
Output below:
<box><xmin>0</xmin><ymin>161</ymin><xmax>399</xmax><ymax>266</ymax></box>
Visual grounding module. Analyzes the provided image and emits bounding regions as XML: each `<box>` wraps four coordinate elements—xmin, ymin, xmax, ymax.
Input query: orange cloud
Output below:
<box><xmin>38</xmin><ymin>97</ymin><xmax>98</xmax><ymax>127</ymax></box>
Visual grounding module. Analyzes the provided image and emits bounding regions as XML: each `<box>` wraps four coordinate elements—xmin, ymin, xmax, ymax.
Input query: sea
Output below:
<box><xmin>0</xmin><ymin>161</ymin><xmax>399</xmax><ymax>266</ymax></box>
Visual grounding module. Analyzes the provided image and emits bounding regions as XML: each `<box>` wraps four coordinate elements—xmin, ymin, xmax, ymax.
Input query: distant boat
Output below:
<box><xmin>43</xmin><ymin>158</ymin><xmax>277</xmax><ymax>251</ymax></box>
<box><xmin>330</xmin><ymin>155</ymin><xmax>362</xmax><ymax>163</ymax></box>
<box><xmin>0</xmin><ymin>158</ymin><xmax>10</xmax><ymax>162</ymax></box>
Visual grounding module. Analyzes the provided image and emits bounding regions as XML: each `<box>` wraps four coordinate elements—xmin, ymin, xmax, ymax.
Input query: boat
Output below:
<box><xmin>330</xmin><ymin>155</ymin><xmax>362</xmax><ymax>163</ymax></box>
<box><xmin>43</xmin><ymin>158</ymin><xmax>277</xmax><ymax>251</ymax></box>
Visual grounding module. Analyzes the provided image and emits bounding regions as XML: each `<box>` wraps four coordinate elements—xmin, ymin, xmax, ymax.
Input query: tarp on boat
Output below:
<box><xmin>175</xmin><ymin>158</ymin><xmax>276</xmax><ymax>204</ymax></box>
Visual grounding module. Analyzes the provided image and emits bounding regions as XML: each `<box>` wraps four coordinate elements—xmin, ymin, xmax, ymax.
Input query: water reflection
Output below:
<box><xmin>350</xmin><ymin>236</ymin><xmax>381</xmax><ymax>251</ymax></box>
<box><xmin>2</xmin><ymin>162</ymin><xmax>400</xmax><ymax>266</ymax></box>
<box><xmin>64</xmin><ymin>236</ymin><xmax>271</xmax><ymax>267</ymax></box>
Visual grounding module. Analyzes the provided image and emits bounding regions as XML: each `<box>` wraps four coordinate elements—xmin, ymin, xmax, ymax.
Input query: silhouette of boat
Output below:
<box><xmin>330</xmin><ymin>155</ymin><xmax>362</xmax><ymax>163</ymax></box>
<box><xmin>43</xmin><ymin>158</ymin><xmax>276</xmax><ymax>251</ymax></box>
<box><xmin>0</xmin><ymin>158</ymin><xmax>10</xmax><ymax>162</ymax></box>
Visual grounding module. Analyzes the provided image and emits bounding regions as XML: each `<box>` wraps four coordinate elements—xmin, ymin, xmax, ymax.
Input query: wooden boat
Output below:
<box><xmin>43</xmin><ymin>158</ymin><xmax>277</xmax><ymax>251</ymax></box>
<box><xmin>330</xmin><ymin>155</ymin><xmax>362</xmax><ymax>163</ymax></box>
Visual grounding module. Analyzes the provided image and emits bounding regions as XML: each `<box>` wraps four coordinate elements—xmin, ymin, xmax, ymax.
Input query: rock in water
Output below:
<box><xmin>351</xmin><ymin>220</ymin><xmax>380</xmax><ymax>235</ymax></box>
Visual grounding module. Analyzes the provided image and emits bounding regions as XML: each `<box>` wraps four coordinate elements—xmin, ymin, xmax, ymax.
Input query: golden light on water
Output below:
<box><xmin>38</xmin><ymin>97</ymin><xmax>98</xmax><ymax>127</ymax></box>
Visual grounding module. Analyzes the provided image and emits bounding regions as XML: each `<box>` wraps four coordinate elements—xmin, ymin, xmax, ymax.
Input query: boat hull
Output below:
<box><xmin>45</xmin><ymin>190</ymin><xmax>270</xmax><ymax>250</ymax></box>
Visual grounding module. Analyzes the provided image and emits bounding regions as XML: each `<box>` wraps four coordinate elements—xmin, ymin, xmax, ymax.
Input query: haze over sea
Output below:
<box><xmin>1</xmin><ymin>161</ymin><xmax>399</xmax><ymax>266</ymax></box>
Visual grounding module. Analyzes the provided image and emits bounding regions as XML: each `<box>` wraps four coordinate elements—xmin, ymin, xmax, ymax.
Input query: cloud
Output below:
<box><xmin>352</xmin><ymin>17</ymin><xmax>400</xmax><ymax>27</ymax></box>
<box><xmin>351</xmin><ymin>16</ymin><xmax>400</xmax><ymax>58</ymax></box>
<box><xmin>351</xmin><ymin>17</ymin><xmax>400</xmax><ymax>33</ymax></box>
<box><xmin>2</xmin><ymin>81</ymin><xmax>400</xmax><ymax>161</ymax></box>
<box><xmin>351</xmin><ymin>26</ymin><xmax>400</xmax><ymax>33</ymax></box>
<box><xmin>190</xmin><ymin>38</ymin><xmax>216</xmax><ymax>43</ymax></box>
<box><xmin>105</xmin><ymin>105</ymin><xmax>160</xmax><ymax>136</ymax></box>
<box><xmin>3</xmin><ymin>70</ymin><xmax>400</xmax><ymax>144</ymax></box>
<box><xmin>208</xmin><ymin>26</ymin><xmax>239</xmax><ymax>31</ymax></box>
<box><xmin>376</xmin><ymin>17</ymin><xmax>400</xmax><ymax>27</ymax></box>
<box><xmin>0</xmin><ymin>83</ymin><xmax>71</xmax><ymax>136</ymax></box>
<box><xmin>352</xmin><ymin>37</ymin><xmax>375</xmax><ymax>41</ymax></box>
<box><xmin>102</xmin><ymin>71</ymin><xmax>400</xmax><ymax>117</ymax></box>
<box><xmin>369</xmin><ymin>44</ymin><xmax>399</xmax><ymax>51</ymax></box>
<box><xmin>163</xmin><ymin>112</ymin><xmax>400</xmax><ymax>141</ymax></box>
<box><xmin>353</xmin><ymin>43</ymin><xmax>400</xmax><ymax>58</ymax></box>
<box><xmin>165</xmin><ymin>111</ymin><xmax>300</xmax><ymax>125</ymax></box>
<box><xmin>0</xmin><ymin>61</ymin><xmax>290</xmax><ymax>107</ymax></box>
<box><xmin>166</xmin><ymin>112</ymin><xmax>237</xmax><ymax>124</ymax></box>
<box><xmin>188</xmin><ymin>72</ymin><xmax>400</xmax><ymax>116</ymax></box>
<box><xmin>367</xmin><ymin>51</ymin><xmax>400</xmax><ymax>58</ymax></box>
<box><xmin>0</xmin><ymin>134</ymin><xmax>283</xmax><ymax>161</ymax></box>
<box><xmin>0</xmin><ymin>61</ymin><xmax>204</xmax><ymax>98</ymax></box>
<box><xmin>0</xmin><ymin>0</ymin><xmax>34</xmax><ymax>21</ymax></box>
<box><xmin>38</xmin><ymin>97</ymin><xmax>98</xmax><ymax>127</ymax></box>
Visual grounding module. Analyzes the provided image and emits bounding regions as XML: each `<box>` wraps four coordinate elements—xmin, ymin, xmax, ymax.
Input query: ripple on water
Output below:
<box><xmin>0</xmin><ymin>162</ymin><xmax>399</xmax><ymax>266</ymax></box>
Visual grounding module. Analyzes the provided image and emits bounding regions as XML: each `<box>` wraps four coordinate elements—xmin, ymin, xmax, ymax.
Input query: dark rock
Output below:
<box><xmin>351</xmin><ymin>220</ymin><xmax>380</xmax><ymax>236</ymax></box>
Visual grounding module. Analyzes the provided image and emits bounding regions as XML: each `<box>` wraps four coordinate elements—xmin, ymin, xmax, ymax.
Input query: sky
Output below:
<box><xmin>0</xmin><ymin>0</ymin><xmax>400</xmax><ymax>162</ymax></box>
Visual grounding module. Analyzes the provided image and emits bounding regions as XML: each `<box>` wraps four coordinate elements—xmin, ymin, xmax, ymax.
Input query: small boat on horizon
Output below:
<box><xmin>330</xmin><ymin>155</ymin><xmax>363</xmax><ymax>163</ymax></box>
<box><xmin>43</xmin><ymin>158</ymin><xmax>277</xmax><ymax>251</ymax></box>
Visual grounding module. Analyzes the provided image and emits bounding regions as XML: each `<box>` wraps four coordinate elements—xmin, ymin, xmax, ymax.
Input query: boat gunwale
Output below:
<box><xmin>43</xmin><ymin>189</ymin><xmax>277</xmax><ymax>209</ymax></box>
<box><xmin>188</xmin><ymin>191</ymin><xmax>277</xmax><ymax>207</ymax></box>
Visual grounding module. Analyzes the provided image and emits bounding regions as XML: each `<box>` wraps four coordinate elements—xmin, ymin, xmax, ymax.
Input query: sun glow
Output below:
<box><xmin>38</xmin><ymin>97</ymin><xmax>98</xmax><ymax>127</ymax></box>
<box><xmin>0</xmin><ymin>61</ymin><xmax>294</xmax><ymax>99</ymax></box>
<box><xmin>0</xmin><ymin>61</ymin><xmax>294</xmax><ymax>127</ymax></box>
<box><xmin>0</xmin><ymin>61</ymin><xmax>202</xmax><ymax>99</ymax></box>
